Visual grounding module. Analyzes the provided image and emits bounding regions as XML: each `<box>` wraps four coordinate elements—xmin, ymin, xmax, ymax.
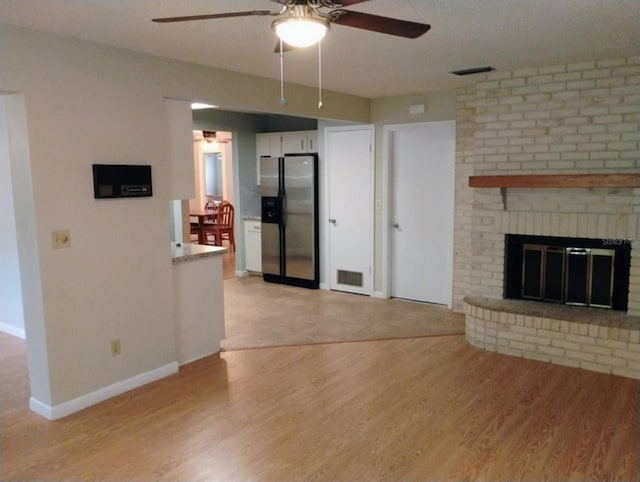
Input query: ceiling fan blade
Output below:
<box><xmin>320</xmin><ymin>0</ymin><xmax>370</xmax><ymax>6</ymax></box>
<box><xmin>331</xmin><ymin>10</ymin><xmax>430</xmax><ymax>39</ymax></box>
<box><xmin>152</xmin><ymin>10</ymin><xmax>276</xmax><ymax>23</ymax></box>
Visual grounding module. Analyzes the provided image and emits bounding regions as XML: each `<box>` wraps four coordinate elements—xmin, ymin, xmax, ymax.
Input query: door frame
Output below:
<box><xmin>381</xmin><ymin>121</ymin><xmax>455</xmax><ymax>306</ymax></box>
<box><xmin>322</xmin><ymin>124</ymin><xmax>375</xmax><ymax>294</ymax></box>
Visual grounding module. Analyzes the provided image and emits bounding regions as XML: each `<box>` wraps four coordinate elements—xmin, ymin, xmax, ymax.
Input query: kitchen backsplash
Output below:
<box><xmin>241</xmin><ymin>185</ymin><xmax>261</xmax><ymax>218</ymax></box>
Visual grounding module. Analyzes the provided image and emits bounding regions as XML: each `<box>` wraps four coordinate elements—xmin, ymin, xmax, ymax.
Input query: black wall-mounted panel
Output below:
<box><xmin>93</xmin><ymin>164</ymin><xmax>152</xmax><ymax>199</ymax></box>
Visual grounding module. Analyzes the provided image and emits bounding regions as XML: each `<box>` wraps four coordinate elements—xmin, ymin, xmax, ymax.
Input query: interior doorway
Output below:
<box><xmin>0</xmin><ymin>94</ymin><xmax>27</xmax><ymax>340</ymax></box>
<box><xmin>0</xmin><ymin>92</ymin><xmax>52</xmax><ymax>417</ymax></box>
<box><xmin>191</xmin><ymin>130</ymin><xmax>234</xmax><ymax>211</ymax></box>
<box><xmin>190</xmin><ymin>130</ymin><xmax>237</xmax><ymax>276</ymax></box>
<box><xmin>383</xmin><ymin>121</ymin><xmax>456</xmax><ymax>307</ymax></box>
<box><xmin>325</xmin><ymin>125</ymin><xmax>375</xmax><ymax>295</ymax></box>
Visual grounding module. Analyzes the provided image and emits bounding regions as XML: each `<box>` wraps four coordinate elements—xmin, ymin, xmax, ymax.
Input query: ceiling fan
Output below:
<box><xmin>154</xmin><ymin>1</ymin><xmax>430</xmax><ymax>108</ymax></box>
<box><xmin>152</xmin><ymin>0</ymin><xmax>431</xmax><ymax>49</ymax></box>
<box><xmin>202</xmin><ymin>131</ymin><xmax>231</xmax><ymax>144</ymax></box>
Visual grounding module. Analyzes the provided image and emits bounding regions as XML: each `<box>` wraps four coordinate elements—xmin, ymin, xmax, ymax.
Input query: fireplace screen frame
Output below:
<box><xmin>521</xmin><ymin>244</ymin><xmax>615</xmax><ymax>309</ymax></box>
<box><xmin>505</xmin><ymin>234</ymin><xmax>631</xmax><ymax>312</ymax></box>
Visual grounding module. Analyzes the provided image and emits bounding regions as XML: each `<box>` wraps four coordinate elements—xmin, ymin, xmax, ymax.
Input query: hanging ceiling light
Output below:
<box><xmin>272</xmin><ymin>4</ymin><xmax>329</xmax><ymax>48</ymax></box>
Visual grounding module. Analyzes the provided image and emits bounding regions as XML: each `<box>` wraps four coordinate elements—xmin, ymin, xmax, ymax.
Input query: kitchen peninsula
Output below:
<box><xmin>171</xmin><ymin>242</ymin><xmax>226</xmax><ymax>365</ymax></box>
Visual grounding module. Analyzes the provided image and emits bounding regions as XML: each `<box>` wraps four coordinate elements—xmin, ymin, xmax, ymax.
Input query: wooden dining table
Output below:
<box><xmin>190</xmin><ymin>211</ymin><xmax>218</xmax><ymax>245</ymax></box>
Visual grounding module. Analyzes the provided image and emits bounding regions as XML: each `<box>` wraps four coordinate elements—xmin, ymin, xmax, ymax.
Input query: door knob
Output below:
<box><xmin>392</xmin><ymin>222</ymin><xmax>400</xmax><ymax>229</ymax></box>
<box><xmin>329</xmin><ymin>218</ymin><xmax>337</xmax><ymax>224</ymax></box>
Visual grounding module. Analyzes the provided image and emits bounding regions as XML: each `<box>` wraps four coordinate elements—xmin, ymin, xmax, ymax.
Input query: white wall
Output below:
<box><xmin>0</xmin><ymin>24</ymin><xmax>369</xmax><ymax>416</ymax></box>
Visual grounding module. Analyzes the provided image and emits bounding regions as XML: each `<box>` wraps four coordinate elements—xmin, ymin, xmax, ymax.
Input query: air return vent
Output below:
<box><xmin>450</xmin><ymin>66</ymin><xmax>496</xmax><ymax>76</ymax></box>
<box><xmin>337</xmin><ymin>270</ymin><xmax>363</xmax><ymax>287</ymax></box>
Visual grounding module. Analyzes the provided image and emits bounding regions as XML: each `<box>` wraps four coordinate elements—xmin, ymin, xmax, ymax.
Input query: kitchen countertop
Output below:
<box><xmin>243</xmin><ymin>216</ymin><xmax>261</xmax><ymax>221</ymax></box>
<box><xmin>171</xmin><ymin>242</ymin><xmax>227</xmax><ymax>263</ymax></box>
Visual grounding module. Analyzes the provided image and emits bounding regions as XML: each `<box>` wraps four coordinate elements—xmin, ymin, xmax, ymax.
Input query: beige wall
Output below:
<box><xmin>0</xmin><ymin>24</ymin><xmax>369</xmax><ymax>414</ymax></box>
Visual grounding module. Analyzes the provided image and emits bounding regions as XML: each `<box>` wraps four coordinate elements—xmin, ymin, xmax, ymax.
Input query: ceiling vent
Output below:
<box><xmin>450</xmin><ymin>66</ymin><xmax>496</xmax><ymax>76</ymax></box>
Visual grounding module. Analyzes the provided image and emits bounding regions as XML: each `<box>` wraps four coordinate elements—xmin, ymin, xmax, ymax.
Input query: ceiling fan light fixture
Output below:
<box><xmin>272</xmin><ymin>16</ymin><xmax>329</xmax><ymax>48</ymax></box>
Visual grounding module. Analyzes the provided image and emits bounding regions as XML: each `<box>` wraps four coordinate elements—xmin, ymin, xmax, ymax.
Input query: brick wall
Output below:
<box><xmin>453</xmin><ymin>57</ymin><xmax>640</xmax><ymax>315</ymax></box>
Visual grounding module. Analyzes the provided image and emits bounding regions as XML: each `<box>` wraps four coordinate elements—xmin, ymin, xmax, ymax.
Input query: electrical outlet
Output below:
<box><xmin>52</xmin><ymin>230</ymin><xmax>71</xmax><ymax>249</ymax></box>
<box><xmin>110</xmin><ymin>338</ymin><xmax>121</xmax><ymax>356</ymax></box>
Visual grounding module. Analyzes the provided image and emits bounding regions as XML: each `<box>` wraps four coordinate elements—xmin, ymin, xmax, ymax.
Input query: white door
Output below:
<box><xmin>326</xmin><ymin>126</ymin><xmax>374</xmax><ymax>295</ymax></box>
<box><xmin>389</xmin><ymin>121</ymin><xmax>455</xmax><ymax>305</ymax></box>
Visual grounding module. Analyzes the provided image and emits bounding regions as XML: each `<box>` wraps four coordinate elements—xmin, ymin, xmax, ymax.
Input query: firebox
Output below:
<box><xmin>505</xmin><ymin>235</ymin><xmax>631</xmax><ymax>311</ymax></box>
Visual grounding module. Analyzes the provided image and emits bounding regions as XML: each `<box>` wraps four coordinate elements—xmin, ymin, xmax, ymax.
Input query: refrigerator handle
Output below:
<box><xmin>280</xmin><ymin>194</ymin><xmax>287</xmax><ymax>227</ymax></box>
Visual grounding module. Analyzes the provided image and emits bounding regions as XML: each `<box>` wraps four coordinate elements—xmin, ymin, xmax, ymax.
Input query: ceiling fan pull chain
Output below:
<box><xmin>318</xmin><ymin>39</ymin><xmax>323</xmax><ymax>109</ymax></box>
<box><xmin>279</xmin><ymin>38</ymin><xmax>286</xmax><ymax>106</ymax></box>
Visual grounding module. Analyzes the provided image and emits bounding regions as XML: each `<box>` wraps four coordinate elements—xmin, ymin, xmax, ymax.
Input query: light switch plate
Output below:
<box><xmin>52</xmin><ymin>230</ymin><xmax>71</xmax><ymax>249</ymax></box>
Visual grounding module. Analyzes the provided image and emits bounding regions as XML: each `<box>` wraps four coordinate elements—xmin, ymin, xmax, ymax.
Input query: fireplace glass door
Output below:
<box><xmin>522</xmin><ymin>245</ymin><xmax>615</xmax><ymax>308</ymax></box>
<box><xmin>589</xmin><ymin>249</ymin><xmax>616</xmax><ymax>308</ymax></box>
<box><xmin>505</xmin><ymin>234</ymin><xmax>630</xmax><ymax>312</ymax></box>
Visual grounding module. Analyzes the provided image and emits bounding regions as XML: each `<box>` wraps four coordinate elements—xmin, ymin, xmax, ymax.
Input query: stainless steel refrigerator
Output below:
<box><xmin>261</xmin><ymin>153</ymin><xmax>319</xmax><ymax>289</ymax></box>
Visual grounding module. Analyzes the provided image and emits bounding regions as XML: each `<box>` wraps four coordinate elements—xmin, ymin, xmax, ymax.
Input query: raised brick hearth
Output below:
<box><xmin>464</xmin><ymin>296</ymin><xmax>640</xmax><ymax>379</ymax></box>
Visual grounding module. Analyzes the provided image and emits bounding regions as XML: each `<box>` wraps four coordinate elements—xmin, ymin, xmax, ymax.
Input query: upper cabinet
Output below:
<box><xmin>281</xmin><ymin>130</ymin><xmax>318</xmax><ymax>154</ymax></box>
<box><xmin>256</xmin><ymin>132</ymin><xmax>278</xmax><ymax>158</ymax></box>
<box><xmin>256</xmin><ymin>130</ymin><xmax>318</xmax><ymax>184</ymax></box>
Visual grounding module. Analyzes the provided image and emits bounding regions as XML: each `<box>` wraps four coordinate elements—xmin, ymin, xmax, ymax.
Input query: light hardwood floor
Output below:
<box><xmin>1</xmin><ymin>331</ymin><xmax>638</xmax><ymax>481</ymax></box>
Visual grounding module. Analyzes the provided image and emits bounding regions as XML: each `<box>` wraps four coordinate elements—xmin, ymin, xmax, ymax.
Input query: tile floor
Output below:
<box><xmin>222</xmin><ymin>275</ymin><xmax>465</xmax><ymax>350</ymax></box>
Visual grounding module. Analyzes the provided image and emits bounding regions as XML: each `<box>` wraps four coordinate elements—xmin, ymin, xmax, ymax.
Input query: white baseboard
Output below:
<box><xmin>373</xmin><ymin>291</ymin><xmax>387</xmax><ymax>299</ymax></box>
<box><xmin>29</xmin><ymin>361</ymin><xmax>179</xmax><ymax>420</ymax></box>
<box><xmin>0</xmin><ymin>322</ymin><xmax>25</xmax><ymax>339</ymax></box>
<box><xmin>319</xmin><ymin>282</ymin><xmax>329</xmax><ymax>290</ymax></box>
<box><xmin>235</xmin><ymin>270</ymin><xmax>250</xmax><ymax>278</ymax></box>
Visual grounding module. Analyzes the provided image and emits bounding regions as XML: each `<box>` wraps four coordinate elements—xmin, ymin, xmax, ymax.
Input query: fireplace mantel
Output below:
<box><xmin>468</xmin><ymin>174</ymin><xmax>640</xmax><ymax>188</ymax></box>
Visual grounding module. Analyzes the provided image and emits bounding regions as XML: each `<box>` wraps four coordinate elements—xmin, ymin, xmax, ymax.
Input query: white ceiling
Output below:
<box><xmin>1</xmin><ymin>0</ymin><xmax>639</xmax><ymax>99</ymax></box>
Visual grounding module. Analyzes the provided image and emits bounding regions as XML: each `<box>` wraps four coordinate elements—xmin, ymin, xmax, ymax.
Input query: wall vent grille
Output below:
<box><xmin>337</xmin><ymin>270</ymin><xmax>363</xmax><ymax>287</ymax></box>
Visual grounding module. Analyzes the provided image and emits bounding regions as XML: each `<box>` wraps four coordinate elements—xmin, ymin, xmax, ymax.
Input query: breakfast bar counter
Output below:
<box><xmin>171</xmin><ymin>243</ymin><xmax>227</xmax><ymax>365</ymax></box>
<box><xmin>171</xmin><ymin>242</ymin><xmax>227</xmax><ymax>263</ymax></box>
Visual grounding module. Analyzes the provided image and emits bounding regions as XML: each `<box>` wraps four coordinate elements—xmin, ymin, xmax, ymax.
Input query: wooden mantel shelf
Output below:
<box><xmin>468</xmin><ymin>174</ymin><xmax>640</xmax><ymax>188</ymax></box>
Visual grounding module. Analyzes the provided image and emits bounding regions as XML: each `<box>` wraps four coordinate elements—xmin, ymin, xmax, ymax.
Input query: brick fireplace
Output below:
<box><xmin>452</xmin><ymin>56</ymin><xmax>640</xmax><ymax>378</ymax></box>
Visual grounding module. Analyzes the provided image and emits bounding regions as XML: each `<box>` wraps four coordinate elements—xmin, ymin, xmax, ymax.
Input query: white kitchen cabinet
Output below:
<box><xmin>244</xmin><ymin>220</ymin><xmax>262</xmax><ymax>273</ymax></box>
<box><xmin>256</xmin><ymin>133</ymin><xmax>276</xmax><ymax>184</ymax></box>
<box><xmin>256</xmin><ymin>133</ymin><xmax>279</xmax><ymax>157</ymax></box>
<box><xmin>281</xmin><ymin>130</ymin><xmax>318</xmax><ymax>154</ymax></box>
<box><xmin>305</xmin><ymin>130</ymin><xmax>318</xmax><ymax>153</ymax></box>
<box><xmin>256</xmin><ymin>130</ymin><xmax>318</xmax><ymax>184</ymax></box>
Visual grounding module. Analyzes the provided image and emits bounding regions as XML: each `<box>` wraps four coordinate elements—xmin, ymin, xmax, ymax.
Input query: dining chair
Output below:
<box><xmin>203</xmin><ymin>201</ymin><xmax>235</xmax><ymax>250</ymax></box>
<box><xmin>216</xmin><ymin>201</ymin><xmax>235</xmax><ymax>251</ymax></box>
<box><xmin>204</xmin><ymin>200</ymin><xmax>217</xmax><ymax>224</ymax></box>
<box><xmin>201</xmin><ymin>200</ymin><xmax>218</xmax><ymax>245</ymax></box>
<box><xmin>189</xmin><ymin>214</ymin><xmax>201</xmax><ymax>243</ymax></box>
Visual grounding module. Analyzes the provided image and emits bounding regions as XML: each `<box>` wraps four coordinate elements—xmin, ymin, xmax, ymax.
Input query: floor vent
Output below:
<box><xmin>337</xmin><ymin>270</ymin><xmax>363</xmax><ymax>287</ymax></box>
